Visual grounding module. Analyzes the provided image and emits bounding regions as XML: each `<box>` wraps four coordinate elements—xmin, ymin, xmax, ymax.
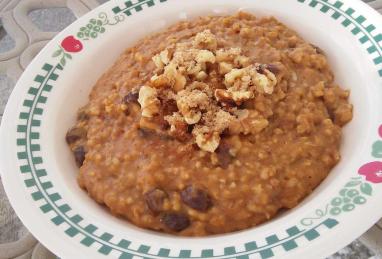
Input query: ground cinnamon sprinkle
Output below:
<box><xmin>139</xmin><ymin>29</ymin><xmax>278</xmax><ymax>152</ymax></box>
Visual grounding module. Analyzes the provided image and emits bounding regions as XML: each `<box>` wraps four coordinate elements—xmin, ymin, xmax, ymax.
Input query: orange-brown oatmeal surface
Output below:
<box><xmin>66</xmin><ymin>12</ymin><xmax>353</xmax><ymax>236</ymax></box>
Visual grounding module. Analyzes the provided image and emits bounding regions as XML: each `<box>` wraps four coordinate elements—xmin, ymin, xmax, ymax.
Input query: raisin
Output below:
<box><xmin>153</xmin><ymin>114</ymin><xmax>170</xmax><ymax>130</ymax></box>
<box><xmin>266</xmin><ymin>64</ymin><xmax>279</xmax><ymax>74</ymax></box>
<box><xmin>138</xmin><ymin>128</ymin><xmax>155</xmax><ymax>138</ymax></box>
<box><xmin>217</xmin><ymin>96</ymin><xmax>237</xmax><ymax>108</ymax></box>
<box><xmin>257</xmin><ymin>64</ymin><xmax>279</xmax><ymax>75</ymax></box>
<box><xmin>66</xmin><ymin>127</ymin><xmax>86</xmax><ymax>144</ymax></box>
<box><xmin>77</xmin><ymin>110</ymin><xmax>89</xmax><ymax>121</ymax></box>
<box><xmin>216</xmin><ymin>142</ymin><xmax>233</xmax><ymax>169</ymax></box>
<box><xmin>145</xmin><ymin>189</ymin><xmax>167</xmax><ymax>214</ymax></box>
<box><xmin>256</xmin><ymin>64</ymin><xmax>267</xmax><ymax>74</ymax></box>
<box><xmin>122</xmin><ymin>92</ymin><xmax>139</xmax><ymax>116</ymax></box>
<box><xmin>73</xmin><ymin>146</ymin><xmax>86</xmax><ymax>167</ymax></box>
<box><xmin>161</xmin><ymin>212</ymin><xmax>190</xmax><ymax>232</ymax></box>
<box><xmin>162</xmin><ymin>99</ymin><xmax>178</xmax><ymax>116</ymax></box>
<box><xmin>187</xmin><ymin>125</ymin><xmax>194</xmax><ymax>134</ymax></box>
<box><xmin>181</xmin><ymin>185</ymin><xmax>212</xmax><ymax>212</ymax></box>
<box><xmin>168</xmin><ymin>121</ymin><xmax>191</xmax><ymax>142</ymax></box>
<box><xmin>123</xmin><ymin>92</ymin><xmax>139</xmax><ymax>104</ymax></box>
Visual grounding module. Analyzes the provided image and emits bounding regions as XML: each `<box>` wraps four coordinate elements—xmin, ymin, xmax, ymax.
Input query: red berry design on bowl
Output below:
<box><xmin>61</xmin><ymin>36</ymin><xmax>83</xmax><ymax>53</ymax></box>
<box><xmin>53</xmin><ymin>36</ymin><xmax>83</xmax><ymax>66</ymax></box>
<box><xmin>358</xmin><ymin>161</ymin><xmax>382</xmax><ymax>183</ymax></box>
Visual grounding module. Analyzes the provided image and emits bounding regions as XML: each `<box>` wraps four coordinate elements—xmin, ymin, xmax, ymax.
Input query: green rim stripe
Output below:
<box><xmin>112</xmin><ymin>0</ymin><xmax>160</xmax><ymax>16</ymax></box>
<box><xmin>309</xmin><ymin>0</ymin><xmax>382</xmax><ymax>77</ymax></box>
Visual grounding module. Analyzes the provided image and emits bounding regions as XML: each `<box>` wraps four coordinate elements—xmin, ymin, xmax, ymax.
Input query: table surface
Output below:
<box><xmin>0</xmin><ymin>0</ymin><xmax>381</xmax><ymax>258</ymax></box>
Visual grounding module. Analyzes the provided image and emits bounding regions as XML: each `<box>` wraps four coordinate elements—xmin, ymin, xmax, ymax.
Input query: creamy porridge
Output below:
<box><xmin>66</xmin><ymin>12</ymin><xmax>353</xmax><ymax>236</ymax></box>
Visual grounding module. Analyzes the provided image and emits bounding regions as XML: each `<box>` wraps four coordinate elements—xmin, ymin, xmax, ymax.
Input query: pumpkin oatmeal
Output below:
<box><xmin>66</xmin><ymin>12</ymin><xmax>353</xmax><ymax>236</ymax></box>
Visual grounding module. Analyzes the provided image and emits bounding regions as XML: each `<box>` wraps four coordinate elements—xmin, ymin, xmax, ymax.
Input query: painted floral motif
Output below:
<box><xmin>51</xmin><ymin>12</ymin><xmax>125</xmax><ymax>66</ymax></box>
<box><xmin>357</xmin><ymin>124</ymin><xmax>382</xmax><ymax>183</ymax></box>
<box><xmin>77</xmin><ymin>18</ymin><xmax>106</xmax><ymax>40</ymax></box>
<box><xmin>301</xmin><ymin>178</ymin><xmax>372</xmax><ymax>226</ymax></box>
<box><xmin>61</xmin><ymin>36</ymin><xmax>83</xmax><ymax>53</ymax></box>
<box><xmin>302</xmin><ymin>122</ymin><xmax>382</xmax><ymax>226</ymax></box>
<box><xmin>372</xmin><ymin>140</ymin><xmax>382</xmax><ymax>158</ymax></box>
<box><xmin>77</xmin><ymin>12</ymin><xmax>125</xmax><ymax>40</ymax></box>
<box><xmin>328</xmin><ymin>178</ymin><xmax>371</xmax><ymax>215</ymax></box>
<box><xmin>359</xmin><ymin>162</ymin><xmax>382</xmax><ymax>184</ymax></box>
<box><xmin>52</xmin><ymin>36</ymin><xmax>83</xmax><ymax>66</ymax></box>
<box><xmin>371</xmin><ymin>124</ymin><xmax>382</xmax><ymax>158</ymax></box>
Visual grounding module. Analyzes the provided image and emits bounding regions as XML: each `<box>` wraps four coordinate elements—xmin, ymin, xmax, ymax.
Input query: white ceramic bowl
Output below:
<box><xmin>1</xmin><ymin>0</ymin><xmax>382</xmax><ymax>258</ymax></box>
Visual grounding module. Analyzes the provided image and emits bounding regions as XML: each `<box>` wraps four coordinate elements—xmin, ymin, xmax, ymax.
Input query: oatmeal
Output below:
<box><xmin>66</xmin><ymin>12</ymin><xmax>353</xmax><ymax>236</ymax></box>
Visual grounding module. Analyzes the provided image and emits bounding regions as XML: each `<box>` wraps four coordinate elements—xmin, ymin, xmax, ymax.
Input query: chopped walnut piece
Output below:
<box><xmin>163</xmin><ymin>63</ymin><xmax>187</xmax><ymax>92</ymax></box>
<box><xmin>196</xmin><ymin>71</ymin><xmax>208</xmax><ymax>81</ymax></box>
<box><xmin>195</xmin><ymin>131</ymin><xmax>221</xmax><ymax>153</ymax></box>
<box><xmin>213</xmin><ymin>109</ymin><xmax>235</xmax><ymax>132</ymax></box>
<box><xmin>152</xmin><ymin>49</ymin><xmax>170</xmax><ymax>69</ymax></box>
<box><xmin>218</xmin><ymin>62</ymin><xmax>233</xmax><ymax>75</ymax></box>
<box><xmin>234</xmin><ymin>55</ymin><xmax>251</xmax><ymax>68</ymax></box>
<box><xmin>165</xmin><ymin>112</ymin><xmax>191</xmax><ymax>141</ymax></box>
<box><xmin>176</xmin><ymin>89</ymin><xmax>209</xmax><ymax>124</ymax></box>
<box><xmin>255</xmin><ymin>65</ymin><xmax>277</xmax><ymax>94</ymax></box>
<box><xmin>192</xmin><ymin>110</ymin><xmax>234</xmax><ymax>152</ymax></box>
<box><xmin>160</xmin><ymin>49</ymin><xmax>170</xmax><ymax>64</ymax></box>
<box><xmin>214</xmin><ymin>89</ymin><xmax>236</xmax><ymax>106</ymax></box>
<box><xmin>215</xmin><ymin>88</ymin><xmax>253</xmax><ymax>105</ymax></box>
<box><xmin>193</xmin><ymin>29</ymin><xmax>218</xmax><ymax>50</ymax></box>
<box><xmin>185</xmin><ymin>61</ymin><xmax>203</xmax><ymax>76</ymax></box>
<box><xmin>157</xmin><ymin>41</ymin><xmax>216</xmax><ymax>89</ymax></box>
<box><xmin>216</xmin><ymin>48</ymin><xmax>242</xmax><ymax>63</ymax></box>
<box><xmin>152</xmin><ymin>55</ymin><xmax>163</xmax><ymax>69</ymax></box>
<box><xmin>188</xmin><ymin>81</ymin><xmax>213</xmax><ymax>97</ymax></box>
<box><xmin>139</xmin><ymin>30</ymin><xmax>277</xmax><ymax>152</ymax></box>
<box><xmin>150</xmin><ymin>74</ymin><xmax>169</xmax><ymax>88</ymax></box>
<box><xmin>138</xmin><ymin>86</ymin><xmax>160</xmax><ymax>118</ymax></box>
<box><xmin>224</xmin><ymin>65</ymin><xmax>277</xmax><ymax>99</ymax></box>
<box><xmin>229</xmin><ymin>89</ymin><xmax>254</xmax><ymax>103</ymax></box>
<box><xmin>224</xmin><ymin>68</ymin><xmax>245</xmax><ymax>86</ymax></box>
<box><xmin>195</xmin><ymin>50</ymin><xmax>216</xmax><ymax>64</ymax></box>
<box><xmin>185</xmin><ymin>111</ymin><xmax>201</xmax><ymax>125</ymax></box>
